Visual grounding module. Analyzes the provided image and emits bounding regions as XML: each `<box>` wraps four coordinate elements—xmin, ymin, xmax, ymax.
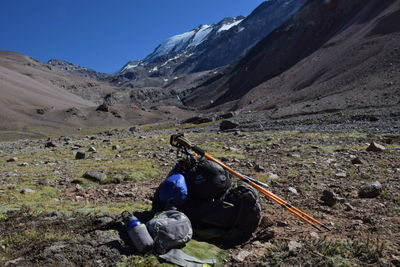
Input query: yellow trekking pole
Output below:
<box><xmin>170</xmin><ymin>134</ymin><xmax>332</xmax><ymax>232</ymax></box>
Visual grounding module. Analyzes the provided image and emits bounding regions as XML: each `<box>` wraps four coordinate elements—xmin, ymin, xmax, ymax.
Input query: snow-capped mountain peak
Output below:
<box><xmin>144</xmin><ymin>16</ymin><xmax>244</xmax><ymax>63</ymax></box>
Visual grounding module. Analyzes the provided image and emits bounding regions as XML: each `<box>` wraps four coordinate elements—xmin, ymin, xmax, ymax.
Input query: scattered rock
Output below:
<box><xmin>335</xmin><ymin>172</ymin><xmax>347</xmax><ymax>178</ymax></box>
<box><xmin>288</xmin><ymin>153</ymin><xmax>301</xmax><ymax>158</ymax></box>
<box><xmin>254</xmin><ymin>164</ymin><xmax>265</xmax><ymax>172</ymax></box>
<box><xmin>37</xmin><ymin>179</ymin><xmax>50</xmax><ymax>186</ymax></box>
<box><xmin>46</xmin><ymin>211</ymin><xmax>64</xmax><ymax>218</ymax></box>
<box><xmin>18</xmin><ymin>162</ymin><xmax>29</xmax><ymax>167</ymax></box>
<box><xmin>344</xmin><ymin>202</ymin><xmax>355</xmax><ymax>211</ymax></box>
<box><xmin>129</xmin><ymin>126</ymin><xmax>139</xmax><ymax>132</ymax></box>
<box><xmin>366</xmin><ymin>141</ymin><xmax>386</xmax><ymax>152</ymax></box>
<box><xmin>83</xmin><ymin>170</ymin><xmax>107</xmax><ymax>183</ymax></box>
<box><xmin>288</xmin><ymin>187</ymin><xmax>298</xmax><ymax>195</ymax></box>
<box><xmin>6</xmin><ymin>157</ymin><xmax>17</xmax><ymax>162</ymax></box>
<box><xmin>277</xmin><ymin>221</ymin><xmax>289</xmax><ymax>227</ymax></box>
<box><xmin>267</xmin><ymin>172</ymin><xmax>279</xmax><ymax>179</ymax></box>
<box><xmin>351</xmin><ymin>157</ymin><xmax>366</xmax><ymax>165</ymax></box>
<box><xmin>45</xmin><ymin>141</ymin><xmax>58</xmax><ymax>148</ymax></box>
<box><xmin>256</xmin><ymin>229</ymin><xmax>275</xmax><ymax>241</ymax></box>
<box><xmin>259</xmin><ymin>216</ymin><xmax>274</xmax><ymax>228</ymax></box>
<box><xmin>88</xmin><ymin>146</ymin><xmax>97</xmax><ymax>152</ymax></box>
<box><xmin>288</xmin><ymin>240</ymin><xmax>303</xmax><ymax>252</ymax></box>
<box><xmin>112</xmin><ymin>145</ymin><xmax>120</xmax><ymax>150</ymax></box>
<box><xmin>320</xmin><ymin>190</ymin><xmax>339</xmax><ymax>206</ymax></box>
<box><xmin>20</xmin><ymin>188</ymin><xmax>35</xmax><ymax>194</ymax></box>
<box><xmin>75</xmin><ymin>151</ymin><xmax>86</xmax><ymax>160</ymax></box>
<box><xmin>358</xmin><ymin>181</ymin><xmax>382</xmax><ymax>198</ymax></box>
<box><xmin>233</xmin><ymin>250</ymin><xmax>251</xmax><ymax>262</ymax></box>
<box><xmin>219</xmin><ymin>120</ymin><xmax>239</xmax><ymax>131</ymax></box>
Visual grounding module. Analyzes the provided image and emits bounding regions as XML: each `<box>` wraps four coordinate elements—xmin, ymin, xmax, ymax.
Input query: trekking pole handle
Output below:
<box><xmin>170</xmin><ymin>134</ymin><xmax>205</xmax><ymax>156</ymax></box>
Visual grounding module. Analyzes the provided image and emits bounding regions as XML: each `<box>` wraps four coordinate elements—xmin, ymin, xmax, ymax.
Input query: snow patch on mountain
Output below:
<box><xmin>188</xmin><ymin>25</ymin><xmax>213</xmax><ymax>47</ymax></box>
<box><xmin>217</xmin><ymin>19</ymin><xmax>243</xmax><ymax>33</ymax></box>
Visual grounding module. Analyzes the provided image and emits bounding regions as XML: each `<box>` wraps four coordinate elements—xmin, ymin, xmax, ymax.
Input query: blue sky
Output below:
<box><xmin>1</xmin><ymin>0</ymin><xmax>266</xmax><ymax>73</ymax></box>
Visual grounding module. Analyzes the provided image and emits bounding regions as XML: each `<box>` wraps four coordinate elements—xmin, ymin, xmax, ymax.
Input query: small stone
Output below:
<box><xmin>351</xmin><ymin>157</ymin><xmax>366</xmax><ymax>165</ymax></box>
<box><xmin>233</xmin><ymin>250</ymin><xmax>251</xmax><ymax>262</ymax></box>
<box><xmin>83</xmin><ymin>170</ymin><xmax>107</xmax><ymax>182</ymax></box>
<box><xmin>288</xmin><ymin>187</ymin><xmax>298</xmax><ymax>194</ymax></box>
<box><xmin>37</xmin><ymin>179</ymin><xmax>50</xmax><ymax>186</ymax></box>
<box><xmin>288</xmin><ymin>153</ymin><xmax>301</xmax><ymax>158</ymax></box>
<box><xmin>366</xmin><ymin>142</ymin><xmax>386</xmax><ymax>152</ymax></box>
<box><xmin>344</xmin><ymin>202</ymin><xmax>355</xmax><ymax>211</ymax></box>
<box><xmin>267</xmin><ymin>172</ymin><xmax>279</xmax><ymax>179</ymax></box>
<box><xmin>335</xmin><ymin>172</ymin><xmax>347</xmax><ymax>178</ymax></box>
<box><xmin>18</xmin><ymin>162</ymin><xmax>29</xmax><ymax>167</ymax></box>
<box><xmin>6</xmin><ymin>157</ymin><xmax>17</xmax><ymax>162</ymax></box>
<box><xmin>75</xmin><ymin>151</ymin><xmax>86</xmax><ymax>160</ymax></box>
<box><xmin>88</xmin><ymin>146</ymin><xmax>97</xmax><ymax>152</ymax></box>
<box><xmin>358</xmin><ymin>181</ymin><xmax>382</xmax><ymax>198</ymax></box>
<box><xmin>20</xmin><ymin>188</ymin><xmax>35</xmax><ymax>194</ymax></box>
<box><xmin>321</xmin><ymin>190</ymin><xmax>339</xmax><ymax>206</ymax></box>
<box><xmin>112</xmin><ymin>145</ymin><xmax>120</xmax><ymax>150</ymax></box>
<box><xmin>115</xmin><ymin>154</ymin><xmax>121</xmax><ymax>158</ymax></box>
<box><xmin>129</xmin><ymin>126</ymin><xmax>139</xmax><ymax>132</ymax></box>
<box><xmin>254</xmin><ymin>164</ymin><xmax>265</xmax><ymax>172</ymax></box>
<box><xmin>277</xmin><ymin>221</ymin><xmax>289</xmax><ymax>227</ymax></box>
<box><xmin>309</xmin><ymin>232</ymin><xmax>319</xmax><ymax>239</ymax></box>
<box><xmin>45</xmin><ymin>141</ymin><xmax>58</xmax><ymax>148</ymax></box>
<box><xmin>46</xmin><ymin>211</ymin><xmax>64</xmax><ymax>217</ymax></box>
<box><xmin>288</xmin><ymin>240</ymin><xmax>303</xmax><ymax>252</ymax></box>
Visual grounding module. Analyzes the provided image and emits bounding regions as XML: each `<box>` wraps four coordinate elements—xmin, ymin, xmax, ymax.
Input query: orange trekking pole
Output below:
<box><xmin>170</xmin><ymin>134</ymin><xmax>331</xmax><ymax>232</ymax></box>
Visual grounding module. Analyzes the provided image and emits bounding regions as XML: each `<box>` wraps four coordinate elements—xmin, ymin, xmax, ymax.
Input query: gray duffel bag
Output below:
<box><xmin>146</xmin><ymin>210</ymin><xmax>193</xmax><ymax>254</ymax></box>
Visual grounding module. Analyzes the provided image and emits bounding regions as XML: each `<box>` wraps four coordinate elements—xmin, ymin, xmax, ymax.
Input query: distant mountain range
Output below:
<box><xmin>1</xmin><ymin>0</ymin><xmax>399</xmax><ymax>136</ymax></box>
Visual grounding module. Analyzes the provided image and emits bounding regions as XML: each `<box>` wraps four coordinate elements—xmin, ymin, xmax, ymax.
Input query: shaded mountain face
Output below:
<box><xmin>113</xmin><ymin>0</ymin><xmax>308</xmax><ymax>88</ymax></box>
<box><xmin>184</xmin><ymin>0</ymin><xmax>400</xmax><ymax>116</ymax></box>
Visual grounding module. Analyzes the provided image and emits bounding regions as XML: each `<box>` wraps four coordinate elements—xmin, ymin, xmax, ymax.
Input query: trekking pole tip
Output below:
<box><xmin>322</xmin><ymin>224</ymin><xmax>333</xmax><ymax>231</ymax></box>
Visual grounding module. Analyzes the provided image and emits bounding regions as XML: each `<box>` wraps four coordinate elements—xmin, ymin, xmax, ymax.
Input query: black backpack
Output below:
<box><xmin>181</xmin><ymin>181</ymin><xmax>261</xmax><ymax>245</ymax></box>
<box><xmin>185</xmin><ymin>159</ymin><xmax>232</xmax><ymax>200</ymax></box>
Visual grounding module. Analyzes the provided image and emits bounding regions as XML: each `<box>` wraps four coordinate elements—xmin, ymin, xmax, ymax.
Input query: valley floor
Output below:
<box><xmin>0</xmin><ymin>119</ymin><xmax>399</xmax><ymax>266</ymax></box>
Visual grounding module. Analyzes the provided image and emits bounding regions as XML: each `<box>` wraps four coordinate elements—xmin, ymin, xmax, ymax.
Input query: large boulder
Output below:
<box><xmin>83</xmin><ymin>170</ymin><xmax>107</xmax><ymax>183</ymax></box>
<box><xmin>219</xmin><ymin>120</ymin><xmax>239</xmax><ymax>131</ymax></box>
<box><xmin>358</xmin><ymin>181</ymin><xmax>382</xmax><ymax>198</ymax></box>
<box><xmin>366</xmin><ymin>142</ymin><xmax>386</xmax><ymax>152</ymax></box>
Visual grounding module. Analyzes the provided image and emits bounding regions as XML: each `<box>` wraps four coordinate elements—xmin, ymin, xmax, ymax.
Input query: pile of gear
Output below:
<box><xmin>121</xmin><ymin>134</ymin><xmax>330</xmax><ymax>265</ymax></box>
<box><xmin>122</xmin><ymin>158</ymin><xmax>261</xmax><ymax>265</ymax></box>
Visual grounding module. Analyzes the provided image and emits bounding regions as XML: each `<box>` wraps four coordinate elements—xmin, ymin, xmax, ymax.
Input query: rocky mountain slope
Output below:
<box><xmin>47</xmin><ymin>59</ymin><xmax>110</xmax><ymax>80</ymax></box>
<box><xmin>184</xmin><ymin>0</ymin><xmax>400</xmax><ymax>117</ymax></box>
<box><xmin>0</xmin><ymin>51</ymin><xmax>193</xmax><ymax>139</ymax></box>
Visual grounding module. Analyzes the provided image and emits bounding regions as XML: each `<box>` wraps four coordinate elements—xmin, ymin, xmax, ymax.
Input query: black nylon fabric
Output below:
<box><xmin>185</xmin><ymin>159</ymin><xmax>232</xmax><ymax>200</ymax></box>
